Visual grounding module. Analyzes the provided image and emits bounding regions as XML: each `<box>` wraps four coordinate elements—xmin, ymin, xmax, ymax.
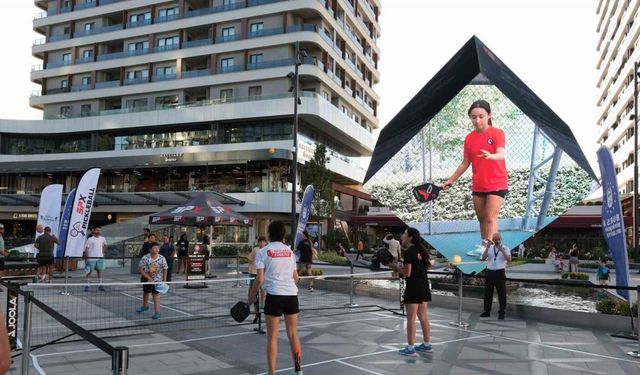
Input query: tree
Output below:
<box><xmin>299</xmin><ymin>143</ymin><xmax>334</xmax><ymax>219</ymax></box>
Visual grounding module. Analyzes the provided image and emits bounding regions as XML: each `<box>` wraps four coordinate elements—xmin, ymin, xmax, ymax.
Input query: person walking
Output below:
<box><xmin>480</xmin><ymin>232</ymin><xmax>511</xmax><ymax>319</ymax></box>
<box><xmin>248</xmin><ymin>236</ymin><xmax>267</xmax><ymax>324</ymax></box>
<box><xmin>34</xmin><ymin>226</ymin><xmax>59</xmax><ymax>283</ymax></box>
<box><xmin>394</xmin><ymin>227</ymin><xmax>433</xmax><ymax>356</ymax></box>
<box><xmin>569</xmin><ymin>244</ymin><xmax>579</xmax><ymax>273</ymax></box>
<box><xmin>136</xmin><ymin>243</ymin><xmax>168</xmax><ymax>320</ymax></box>
<box><xmin>159</xmin><ymin>235</ymin><xmax>176</xmax><ymax>282</ymax></box>
<box><xmin>355</xmin><ymin>239</ymin><xmax>364</xmax><ymax>261</ymax></box>
<box><xmin>248</xmin><ymin>221</ymin><xmax>302</xmax><ymax>375</ymax></box>
<box><xmin>84</xmin><ymin>226</ymin><xmax>108</xmax><ymax>292</ymax></box>
<box><xmin>176</xmin><ymin>233</ymin><xmax>189</xmax><ymax>274</ymax></box>
<box><xmin>297</xmin><ymin>231</ymin><xmax>315</xmax><ymax>292</ymax></box>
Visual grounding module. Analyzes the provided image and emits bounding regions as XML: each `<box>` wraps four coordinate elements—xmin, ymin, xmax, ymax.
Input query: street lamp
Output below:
<box><xmin>288</xmin><ymin>41</ymin><xmax>308</xmax><ymax>241</ymax></box>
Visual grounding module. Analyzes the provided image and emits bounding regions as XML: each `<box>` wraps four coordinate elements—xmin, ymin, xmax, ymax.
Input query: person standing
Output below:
<box><xmin>597</xmin><ymin>258</ymin><xmax>610</xmax><ymax>286</ymax></box>
<box><xmin>297</xmin><ymin>231</ymin><xmax>315</xmax><ymax>292</ymax></box>
<box><xmin>356</xmin><ymin>239</ymin><xmax>364</xmax><ymax>261</ymax></box>
<box><xmin>0</xmin><ymin>223</ymin><xmax>7</xmax><ymax>257</ymax></box>
<box><xmin>394</xmin><ymin>227</ymin><xmax>433</xmax><ymax>356</ymax></box>
<box><xmin>248</xmin><ymin>221</ymin><xmax>302</xmax><ymax>375</ymax></box>
<box><xmin>517</xmin><ymin>243</ymin><xmax>525</xmax><ymax>258</ymax></box>
<box><xmin>159</xmin><ymin>235</ymin><xmax>176</xmax><ymax>282</ymax></box>
<box><xmin>248</xmin><ymin>236</ymin><xmax>267</xmax><ymax>324</ymax></box>
<box><xmin>202</xmin><ymin>234</ymin><xmax>214</xmax><ymax>277</ymax></box>
<box><xmin>84</xmin><ymin>226</ymin><xmax>108</xmax><ymax>292</ymax></box>
<box><xmin>480</xmin><ymin>232</ymin><xmax>511</xmax><ymax>320</ymax></box>
<box><xmin>34</xmin><ymin>227</ymin><xmax>59</xmax><ymax>282</ymax></box>
<box><xmin>140</xmin><ymin>233</ymin><xmax>156</xmax><ymax>258</ymax></box>
<box><xmin>444</xmin><ymin>100</ymin><xmax>508</xmax><ymax>246</ymax></box>
<box><xmin>383</xmin><ymin>233</ymin><xmax>401</xmax><ymax>263</ymax></box>
<box><xmin>569</xmin><ymin>244</ymin><xmax>579</xmax><ymax>273</ymax></box>
<box><xmin>136</xmin><ymin>244</ymin><xmax>168</xmax><ymax>320</ymax></box>
<box><xmin>176</xmin><ymin>233</ymin><xmax>189</xmax><ymax>274</ymax></box>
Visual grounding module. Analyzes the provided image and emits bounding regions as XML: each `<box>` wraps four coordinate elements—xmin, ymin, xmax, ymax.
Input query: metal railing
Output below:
<box><xmin>181</xmin><ymin>69</ymin><xmax>210</xmax><ymax>79</ymax></box>
<box><xmin>219</xmin><ymin>64</ymin><xmax>245</xmax><ymax>74</ymax></box>
<box><xmin>75</xmin><ymin>56</ymin><xmax>94</xmax><ymax>65</ymax></box>
<box><xmin>247</xmin><ymin>58</ymin><xmax>296</xmax><ymax>70</ymax></box>
<box><xmin>45</xmin><ymin>60</ymin><xmax>72</xmax><ymax>69</ymax></box>
<box><xmin>95</xmin><ymin>80</ymin><xmax>121</xmax><ymax>89</ymax></box>
<box><xmin>152</xmin><ymin>74</ymin><xmax>177</xmax><ymax>82</ymax></box>
<box><xmin>155</xmin><ymin>44</ymin><xmax>180</xmax><ymax>53</ymax></box>
<box><xmin>97</xmin><ymin>48</ymin><xmax>149</xmax><ymax>61</ymax></box>
<box><xmin>71</xmin><ymin>84</ymin><xmax>93</xmax><ymax>92</ymax></box>
<box><xmin>248</xmin><ymin>26</ymin><xmax>284</xmax><ymax>39</ymax></box>
<box><xmin>47</xmin><ymin>34</ymin><xmax>71</xmax><ymax>42</ymax></box>
<box><xmin>123</xmin><ymin>77</ymin><xmax>149</xmax><ymax>86</ymax></box>
<box><xmin>182</xmin><ymin>39</ymin><xmax>211</xmax><ymax>49</ymax></box>
<box><xmin>125</xmin><ymin>19</ymin><xmax>152</xmax><ymax>29</ymax></box>
<box><xmin>73</xmin><ymin>24</ymin><xmax>123</xmax><ymax>37</ymax></box>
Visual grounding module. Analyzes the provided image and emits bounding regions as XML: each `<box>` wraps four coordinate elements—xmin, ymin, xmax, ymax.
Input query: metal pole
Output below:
<box><xmin>449</xmin><ymin>269</ymin><xmax>469</xmax><ymax>329</ymax></box>
<box><xmin>112</xmin><ymin>346</ymin><xmax>129</xmax><ymax>375</ymax></box>
<box><xmin>62</xmin><ymin>257</ymin><xmax>70</xmax><ymax>295</ymax></box>
<box><xmin>345</xmin><ymin>263</ymin><xmax>358</xmax><ymax>307</ymax></box>
<box><xmin>628</xmin><ymin>285</ymin><xmax>640</xmax><ymax>358</ymax></box>
<box><xmin>291</xmin><ymin>41</ymin><xmax>300</xmax><ymax>242</ymax></box>
<box><xmin>634</xmin><ymin>61</ymin><xmax>639</xmax><ymax>263</ymax></box>
<box><xmin>21</xmin><ymin>292</ymin><xmax>33</xmax><ymax>375</ymax></box>
<box><xmin>523</xmin><ymin>126</ymin><xmax>541</xmax><ymax>231</ymax></box>
<box><xmin>233</xmin><ymin>251</ymin><xmax>241</xmax><ymax>288</ymax></box>
<box><xmin>428</xmin><ymin>122</ymin><xmax>433</xmax><ymax>235</ymax></box>
<box><xmin>536</xmin><ymin>147</ymin><xmax>563</xmax><ymax>230</ymax></box>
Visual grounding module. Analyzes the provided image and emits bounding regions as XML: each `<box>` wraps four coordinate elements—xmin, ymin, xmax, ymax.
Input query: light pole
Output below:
<box><xmin>288</xmin><ymin>41</ymin><xmax>307</xmax><ymax>241</ymax></box>
<box><xmin>634</xmin><ymin>62</ymin><xmax>639</xmax><ymax>263</ymax></box>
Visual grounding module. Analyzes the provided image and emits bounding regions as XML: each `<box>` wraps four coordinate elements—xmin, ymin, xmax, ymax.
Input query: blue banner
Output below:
<box><xmin>294</xmin><ymin>185</ymin><xmax>315</xmax><ymax>252</ymax></box>
<box><xmin>56</xmin><ymin>189</ymin><xmax>76</xmax><ymax>258</ymax></box>
<box><xmin>597</xmin><ymin>147</ymin><xmax>630</xmax><ymax>301</ymax></box>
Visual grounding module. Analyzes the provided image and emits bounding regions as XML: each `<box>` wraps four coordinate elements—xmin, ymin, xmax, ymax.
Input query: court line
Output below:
<box><xmin>31</xmin><ymin>354</ymin><xmax>46</xmax><ymax>375</ymax></box>
<box><xmin>120</xmin><ymin>292</ymin><xmax>195</xmax><ymax>317</ymax></box>
<box><xmin>336</xmin><ymin>360</ymin><xmax>385</xmax><ymax>375</ymax></box>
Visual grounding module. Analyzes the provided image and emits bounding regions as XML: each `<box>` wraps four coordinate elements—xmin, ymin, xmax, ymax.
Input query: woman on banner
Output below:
<box><xmin>444</xmin><ymin>100</ymin><xmax>508</xmax><ymax>246</ymax></box>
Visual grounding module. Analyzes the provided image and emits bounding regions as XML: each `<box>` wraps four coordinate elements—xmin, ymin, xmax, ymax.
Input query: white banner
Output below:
<box><xmin>65</xmin><ymin>168</ymin><xmax>101</xmax><ymax>257</ymax></box>
<box><xmin>33</xmin><ymin>184</ymin><xmax>63</xmax><ymax>254</ymax></box>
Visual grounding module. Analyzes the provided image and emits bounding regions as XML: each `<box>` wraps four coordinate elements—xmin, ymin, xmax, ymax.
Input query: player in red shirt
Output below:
<box><xmin>444</xmin><ymin>100</ymin><xmax>508</xmax><ymax>243</ymax></box>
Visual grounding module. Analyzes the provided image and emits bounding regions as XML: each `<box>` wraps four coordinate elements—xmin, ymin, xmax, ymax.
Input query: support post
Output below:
<box><xmin>634</xmin><ymin>61</ymin><xmax>639</xmax><ymax>263</ymax></box>
<box><xmin>60</xmin><ymin>257</ymin><xmax>70</xmax><ymax>295</ymax></box>
<box><xmin>21</xmin><ymin>292</ymin><xmax>33</xmax><ymax>375</ymax></box>
<box><xmin>290</xmin><ymin>41</ymin><xmax>300</xmax><ymax>241</ymax></box>
<box><xmin>628</xmin><ymin>285</ymin><xmax>640</xmax><ymax>358</ymax></box>
<box><xmin>345</xmin><ymin>263</ymin><xmax>358</xmax><ymax>307</ymax></box>
<box><xmin>536</xmin><ymin>147</ymin><xmax>563</xmax><ymax>230</ymax></box>
<box><xmin>449</xmin><ymin>269</ymin><xmax>469</xmax><ymax>329</ymax></box>
<box><xmin>112</xmin><ymin>346</ymin><xmax>129</xmax><ymax>375</ymax></box>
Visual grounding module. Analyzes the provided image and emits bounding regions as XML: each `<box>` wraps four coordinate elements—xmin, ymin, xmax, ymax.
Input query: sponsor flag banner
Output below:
<box><xmin>597</xmin><ymin>147</ymin><xmax>631</xmax><ymax>301</ymax></box>
<box><xmin>36</xmin><ymin>184</ymin><xmax>63</xmax><ymax>255</ymax></box>
<box><xmin>65</xmin><ymin>168</ymin><xmax>100</xmax><ymax>257</ymax></box>
<box><xmin>294</xmin><ymin>185</ymin><xmax>315</xmax><ymax>251</ymax></box>
<box><xmin>56</xmin><ymin>189</ymin><xmax>76</xmax><ymax>258</ymax></box>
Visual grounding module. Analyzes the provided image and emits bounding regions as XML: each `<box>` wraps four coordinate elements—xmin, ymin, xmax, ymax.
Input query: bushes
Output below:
<box><xmin>325</xmin><ymin>229</ymin><xmax>350</xmax><ymax>251</ymax></box>
<box><xmin>212</xmin><ymin>245</ymin><xmax>251</xmax><ymax>257</ymax></box>
<box><xmin>317</xmin><ymin>252</ymin><xmax>350</xmax><ymax>266</ymax></box>
<box><xmin>580</xmin><ymin>262</ymin><xmax>616</xmax><ymax>269</ymax></box>
<box><xmin>561</xmin><ymin>272</ymin><xmax>589</xmax><ymax>280</ymax></box>
<box><xmin>298</xmin><ymin>268</ymin><xmax>323</xmax><ymax>276</ymax></box>
<box><xmin>596</xmin><ymin>299</ymin><xmax>638</xmax><ymax>317</ymax></box>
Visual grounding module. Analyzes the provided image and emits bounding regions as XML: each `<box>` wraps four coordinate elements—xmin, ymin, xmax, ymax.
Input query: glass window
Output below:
<box><xmin>222</xmin><ymin>0</ymin><xmax>234</xmax><ymax>7</ymax></box>
<box><xmin>159</xmin><ymin>7</ymin><xmax>178</xmax><ymax>18</ymax></box>
<box><xmin>220</xmin><ymin>89</ymin><xmax>233</xmax><ymax>102</ymax></box>
<box><xmin>81</xmin><ymin>77</ymin><xmax>91</xmax><ymax>86</ymax></box>
<box><xmin>82</xmin><ymin>50</ymin><xmax>93</xmax><ymax>58</ymax></box>
<box><xmin>221</xmin><ymin>27</ymin><xmax>235</xmax><ymax>41</ymax></box>
<box><xmin>248</xmin><ymin>86</ymin><xmax>262</xmax><ymax>98</ymax></box>
<box><xmin>155</xmin><ymin>67</ymin><xmax>175</xmax><ymax>76</ymax></box>
<box><xmin>249</xmin><ymin>54</ymin><xmax>263</xmax><ymax>65</ymax></box>
<box><xmin>61</xmin><ymin>80</ymin><xmax>68</xmax><ymax>88</ymax></box>
<box><xmin>84</xmin><ymin>22</ymin><xmax>94</xmax><ymax>31</ymax></box>
<box><xmin>157</xmin><ymin>36</ymin><xmax>179</xmax><ymax>48</ymax></box>
<box><xmin>125</xmin><ymin>98</ymin><xmax>148</xmax><ymax>111</ymax></box>
<box><xmin>62</xmin><ymin>53</ymin><xmax>71</xmax><ymax>62</ymax></box>
<box><xmin>155</xmin><ymin>95</ymin><xmax>179</xmax><ymax>107</ymax></box>
<box><xmin>60</xmin><ymin>106</ymin><xmax>71</xmax><ymax>117</ymax></box>
<box><xmin>323</xmin><ymin>91</ymin><xmax>330</xmax><ymax>101</ymax></box>
<box><xmin>126</xmin><ymin>70</ymin><xmax>148</xmax><ymax>80</ymax></box>
<box><xmin>80</xmin><ymin>104</ymin><xmax>91</xmax><ymax>116</ymax></box>
<box><xmin>128</xmin><ymin>41</ymin><xmax>149</xmax><ymax>51</ymax></box>
<box><xmin>250</xmin><ymin>22</ymin><xmax>264</xmax><ymax>33</ymax></box>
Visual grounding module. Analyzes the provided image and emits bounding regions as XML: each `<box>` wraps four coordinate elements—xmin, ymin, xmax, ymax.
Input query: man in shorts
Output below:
<box><xmin>248</xmin><ymin>221</ymin><xmax>302</xmax><ymax>375</ymax></box>
<box><xmin>84</xmin><ymin>226</ymin><xmax>107</xmax><ymax>292</ymax></box>
<box><xmin>34</xmin><ymin>226</ymin><xmax>59</xmax><ymax>282</ymax></box>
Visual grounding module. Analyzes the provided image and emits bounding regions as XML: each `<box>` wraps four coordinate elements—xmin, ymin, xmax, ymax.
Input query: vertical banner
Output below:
<box><xmin>56</xmin><ymin>189</ymin><xmax>76</xmax><ymax>258</ymax></box>
<box><xmin>293</xmin><ymin>185</ymin><xmax>315</xmax><ymax>251</ymax></box>
<box><xmin>36</xmin><ymin>184</ymin><xmax>63</xmax><ymax>255</ymax></box>
<box><xmin>5</xmin><ymin>284</ymin><xmax>18</xmax><ymax>351</ymax></box>
<box><xmin>65</xmin><ymin>168</ymin><xmax>101</xmax><ymax>257</ymax></box>
<box><xmin>597</xmin><ymin>147</ymin><xmax>631</xmax><ymax>301</ymax></box>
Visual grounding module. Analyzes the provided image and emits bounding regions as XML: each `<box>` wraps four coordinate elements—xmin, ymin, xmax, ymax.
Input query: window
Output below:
<box><xmin>62</xmin><ymin>53</ymin><xmax>71</xmax><ymax>62</ymax></box>
<box><xmin>129</xmin><ymin>12</ymin><xmax>151</xmax><ymax>24</ymax></box>
<box><xmin>155</xmin><ymin>95</ymin><xmax>179</xmax><ymax>107</ymax></box>
<box><xmin>157</xmin><ymin>36</ymin><xmax>179</xmax><ymax>50</ymax></box>
<box><xmin>60</xmin><ymin>106</ymin><xmax>71</xmax><ymax>117</ymax></box>
<box><xmin>84</xmin><ymin>23</ymin><xmax>94</xmax><ymax>31</ymax></box>
<box><xmin>158</xmin><ymin>7</ymin><xmax>179</xmax><ymax>19</ymax></box>
<box><xmin>125</xmin><ymin>98</ymin><xmax>148</xmax><ymax>110</ymax></box>
<box><xmin>128</xmin><ymin>41</ymin><xmax>149</xmax><ymax>51</ymax></box>
<box><xmin>323</xmin><ymin>91</ymin><xmax>330</xmax><ymax>101</ymax></box>
<box><xmin>249</xmin><ymin>54</ymin><xmax>263</xmax><ymax>65</ymax></box>
<box><xmin>61</xmin><ymin>80</ymin><xmax>68</xmax><ymax>89</ymax></box>
<box><xmin>222</xmin><ymin>0</ymin><xmax>234</xmax><ymax>7</ymax></box>
<box><xmin>82</xmin><ymin>50</ymin><xmax>93</xmax><ymax>59</ymax></box>
<box><xmin>220</xmin><ymin>57</ymin><xmax>234</xmax><ymax>72</ymax></box>
<box><xmin>155</xmin><ymin>67</ymin><xmax>175</xmax><ymax>77</ymax></box>
<box><xmin>126</xmin><ymin>70</ymin><xmax>149</xmax><ymax>80</ymax></box>
<box><xmin>81</xmin><ymin>77</ymin><xmax>91</xmax><ymax>86</ymax></box>
<box><xmin>80</xmin><ymin>104</ymin><xmax>91</xmax><ymax>116</ymax></box>
<box><xmin>221</xmin><ymin>27</ymin><xmax>235</xmax><ymax>42</ymax></box>
<box><xmin>250</xmin><ymin>22</ymin><xmax>264</xmax><ymax>35</ymax></box>
<box><xmin>220</xmin><ymin>89</ymin><xmax>233</xmax><ymax>102</ymax></box>
<box><xmin>248</xmin><ymin>86</ymin><xmax>262</xmax><ymax>99</ymax></box>
<box><xmin>63</xmin><ymin>26</ymin><xmax>70</xmax><ymax>35</ymax></box>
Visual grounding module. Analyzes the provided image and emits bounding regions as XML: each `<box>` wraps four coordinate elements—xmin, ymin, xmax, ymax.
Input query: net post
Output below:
<box><xmin>628</xmin><ymin>285</ymin><xmax>640</xmax><ymax>358</ymax></box>
<box><xmin>112</xmin><ymin>346</ymin><xmax>129</xmax><ymax>375</ymax></box>
<box><xmin>345</xmin><ymin>263</ymin><xmax>358</xmax><ymax>307</ymax></box>
<box><xmin>60</xmin><ymin>257</ymin><xmax>70</xmax><ymax>296</ymax></box>
<box><xmin>20</xmin><ymin>292</ymin><xmax>33</xmax><ymax>375</ymax></box>
<box><xmin>449</xmin><ymin>269</ymin><xmax>469</xmax><ymax>329</ymax></box>
<box><xmin>233</xmin><ymin>250</ymin><xmax>241</xmax><ymax>287</ymax></box>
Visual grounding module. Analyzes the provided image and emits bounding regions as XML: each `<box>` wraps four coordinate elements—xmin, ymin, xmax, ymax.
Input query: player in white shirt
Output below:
<box><xmin>248</xmin><ymin>221</ymin><xmax>302</xmax><ymax>375</ymax></box>
<box><xmin>83</xmin><ymin>226</ymin><xmax>108</xmax><ymax>292</ymax></box>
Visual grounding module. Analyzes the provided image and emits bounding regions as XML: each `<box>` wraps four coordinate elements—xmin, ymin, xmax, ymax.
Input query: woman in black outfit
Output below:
<box><xmin>395</xmin><ymin>227</ymin><xmax>433</xmax><ymax>356</ymax></box>
<box><xmin>176</xmin><ymin>233</ymin><xmax>189</xmax><ymax>274</ymax></box>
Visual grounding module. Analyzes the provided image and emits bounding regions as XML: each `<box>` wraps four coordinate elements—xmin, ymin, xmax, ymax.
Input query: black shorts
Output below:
<box><xmin>142</xmin><ymin>283</ymin><xmax>159</xmax><ymax>294</ymax></box>
<box><xmin>403</xmin><ymin>283</ymin><xmax>432</xmax><ymax>304</ymax></box>
<box><xmin>37</xmin><ymin>256</ymin><xmax>54</xmax><ymax>266</ymax></box>
<box><xmin>178</xmin><ymin>250</ymin><xmax>188</xmax><ymax>257</ymax></box>
<box><xmin>472</xmin><ymin>190</ymin><xmax>509</xmax><ymax>199</ymax></box>
<box><xmin>264</xmin><ymin>294</ymin><xmax>299</xmax><ymax>316</ymax></box>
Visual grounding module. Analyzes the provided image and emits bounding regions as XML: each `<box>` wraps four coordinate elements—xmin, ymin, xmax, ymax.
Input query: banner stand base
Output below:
<box><xmin>611</xmin><ymin>331</ymin><xmax>638</xmax><ymax>340</ymax></box>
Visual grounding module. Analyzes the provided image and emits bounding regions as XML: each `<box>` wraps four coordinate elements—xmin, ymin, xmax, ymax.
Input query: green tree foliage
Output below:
<box><xmin>299</xmin><ymin>144</ymin><xmax>334</xmax><ymax>218</ymax></box>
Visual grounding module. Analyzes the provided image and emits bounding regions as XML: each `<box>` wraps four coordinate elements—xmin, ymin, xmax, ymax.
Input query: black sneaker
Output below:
<box><xmin>498</xmin><ymin>313</ymin><xmax>505</xmax><ymax>320</ymax></box>
<box><xmin>480</xmin><ymin>312</ymin><xmax>490</xmax><ymax>318</ymax></box>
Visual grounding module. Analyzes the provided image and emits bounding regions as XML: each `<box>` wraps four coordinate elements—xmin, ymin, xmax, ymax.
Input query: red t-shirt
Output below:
<box><xmin>463</xmin><ymin>126</ymin><xmax>508</xmax><ymax>192</ymax></box>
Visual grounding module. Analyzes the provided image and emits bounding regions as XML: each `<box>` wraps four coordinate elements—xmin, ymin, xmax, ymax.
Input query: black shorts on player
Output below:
<box><xmin>264</xmin><ymin>294</ymin><xmax>299</xmax><ymax>316</ymax></box>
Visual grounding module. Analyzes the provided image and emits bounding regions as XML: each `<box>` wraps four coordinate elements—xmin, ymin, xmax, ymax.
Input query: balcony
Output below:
<box><xmin>286</xmin><ymin>24</ymin><xmax>317</xmax><ymax>33</ymax></box>
<box><xmin>126</xmin><ymin>19</ymin><xmax>152</xmax><ymax>29</ymax></box>
<box><xmin>320</xmin><ymin>31</ymin><xmax>334</xmax><ymax>46</ymax></box>
<box><xmin>123</xmin><ymin>77</ymin><xmax>149</xmax><ymax>86</ymax></box>
<box><xmin>45</xmin><ymin>87</ymin><xmax>70</xmax><ymax>95</ymax></box>
<box><xmin>219</xmin><ymin>65</ymin><xmax>245</xmax><ymax>74</ymax></box>
<box><xmin>184</xmin><ymin>0</ymin><xmax>244</xmax><ymax>18</ymax></box>
<box><xmin>74</xmin><ymin>1</ymin><xmax>97</xmax><ymax>10</ymax></box>
<box><xmin>95</xmin><ymin>80</ymin><xmax>121</xmax><ymax>89</ymax></box>
<box><xmin>97</xmin><ymin>48</ymin><xmax>149</xmax><ymax>61</ymax></box>
<box><xmin>247</xmin><ymin>58</ymin><xmax>295</xmax><ymax>70</ymax></box>
<box><xmin>75</xmin><ymin>56</ymin><xmax>94</xmax><ymax>65</ymax></box>
<box><xmin>248</xmin><ymin>26</ymin><xmax>284</xmax><ymax>39</ymax></box>
<box><xmin>345</xmin><ymin>85</ymin><xmax>353</xmax><ymax>96</ymax></box>
<box><xmin>181</xmin><ymin>69</ymin><xmax>210</xmax><ymax>79</ymax></box>
<box><xmin>45</xmin><ymin>60</ymin><xmax>72</xmax><ymax>69</ymax></box>
<box><xmin>152</xmin><ymin>74</ymin><xmax>177</xmax><ymax>82</ymax></box>
<box><xmin>182</xmin><ymin>39</ymin><xmax>212</xmax><ymax>49</ymax></box>
<box><xmin>156</xmin><ymin>14</ymin><xmax>180</xmax><ymax>24</ymax></box>
<box><xmin>155</xmin><ymin>44</ymin><xmax>180</xmax><ymax>53</ymax></box>
<box><xmin>31</xmin><ymin>64</ymin><xmax>43</xmax><ymax>72</ymax></box>
<box><xmin>73</xmin><ymin>24</ymin><xmax>123</xmax><ymax>37</ymax></box>
<box><xmin>71</xmin><ymin>84</ymin><xmax>93</xmax><ymax>92</ymax></box>
<box><xmin>215</xmin><ymin>34</ymin><xmax>242</xmax><ymax>44</ymax></box>
<box><xmin>47</xmin><ymin>34</ymin><xmax>71</xmax><ymax>42</ymax></box>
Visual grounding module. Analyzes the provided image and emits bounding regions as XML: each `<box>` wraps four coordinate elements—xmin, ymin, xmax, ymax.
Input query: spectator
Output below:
<box><xmin>84</xmin><ymin>226</ymin><xmax>108</xmax><ymax>292</ymax></box>
<box><xmin>248</xmin><ymin>236</ymin><xmax>268</xmax><ymax>323</ymax></box>
<box><xmin>480</xmin><ymin>232</ymin><xmax>511</xmax><ymax>320</ymax></box>
<box><xmin>356</xmin><ymin>239</ymin><xmax>364</xmax><ymax>261</ymax></box>
<box><xmin>517</xmin><ymin>243</ymin><xmax>525</xmax><ymax>258</ymax></box>
<box><xmin>297</xmin><ymin>231</ymin><xmax>316</xmax><ymax>291</ymax></box>
<box><xmin>136</xmin><ymin>244</ymin><xmax>168</xmax><ymax>320</ymax></box>
<box><xmin>569</xmin><ymin>244</ymin><xmax>579</xmax><ymax>273</ymax></box>
<box><xmin>337</xmin><ymin>243</ymin><xmax>346</xmax><ymax>257</ymax></box>
<box><xmin>597</xmin><ymin>258</ymin><xmax>610</xmax><ymax>286</ymax></box>
<box><xmin>139</xmin><ymin>233</ymin><xmax>156</xmax><ymax>258</ymax></box>
<box><xmin>383</xmin><ymin>233</ymin><xmax>401</xmax><ymax>263</ymax></box>
<box><xmin>34</xmin><ymin>226</ymin><xmax>59</xmax><ymax>283</ymax></box>
<box><xmin>159</xmin><ymin>235</ymin><xmax>176</xmax><ymax>282</ymax></box>
<box><xmin>176</xmin><ymin>233</ymin><xmax>189</xmax><ymax>274</ymax></box>
<box><xmin>549</xmin><ymin>247</ymin><xmax>559</xmax><ymax>272</ymax></box>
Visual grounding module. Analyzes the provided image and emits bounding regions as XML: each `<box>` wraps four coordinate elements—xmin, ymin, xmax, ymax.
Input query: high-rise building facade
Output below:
<box><xmin>0</xmin><ymin>0</ymin><xmax>381</xmax><ymax>242</ymax></box>
<box><xmin>595</xmin><ymin>0</ymin><xmax>638</xmax><ymax>193</ymax></box>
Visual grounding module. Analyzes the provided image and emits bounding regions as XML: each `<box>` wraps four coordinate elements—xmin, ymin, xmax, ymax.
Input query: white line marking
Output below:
<box><xmin>336</xmin><ymin>360</ymin><xmax>385</xmax><ymax>375</ymax></box>
<box><xmin>120</xmin><ymin>292</ymin><xmax>194</xmax><ymax>317</ymax></box>
<box><xmin>31</xmin><ymin>353</ymin><xmax>47</xmax><ymax>375</ymax></box>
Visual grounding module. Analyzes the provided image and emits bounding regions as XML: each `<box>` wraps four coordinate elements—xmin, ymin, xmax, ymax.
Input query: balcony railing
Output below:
<box><xmin>184</xmin><ymin>0</ymin><xmax>244</xmax><ymax>18</ymax></box>
<box><xmin>123</xmin><ymin>77</ymin><xmax>149</xmax><ymax>85</ymax></box>
<box><xmin>155</xmin><ymin>44</ymin><xmax>180</xmax><ymax>52</ymax></box>
<box><xmin>97</xmin><ymin>48</ymin><xmax>149</xmax><ymax>61</ymax></box>
<box><xmin>95</xmin><ymin>80</ymin><xmax>121</xmax><ymax>89</ymax></box>
<box><xmin>71</xmin><ymin>84</ymin><xmax>93</xmax><ymax>92</ymax></box>
<box><xmin>74</xmin><ymin>1</ymin><xmax>97</xmax><ymax>10</ymax></box>
<box><xmin>248</xmin><ymin>27</ymin><xmax>284</xmax><ymax>39</ymax></box>
<box><xmin>156</xmin><ymin>14</ymin><xmax>180</xmax><ymax>24</ymax></box>
<box><xmin>31</xmin><ymin>64</ymin><xmax>43</xmax><ymax>72</ymax></box>
<box><xmin>75</xmin><ymin>56</ymin><xmax>94</xmax><ymax>65</ymax></box>
<box><xmin>125</xmin><ymin>19</ymin><xmax>152</xmax><ymax>29</ymax></box>
<box><xmin>45</xmin><ymin>60</ymin><xmax>72</xmax><ymax>69</ymax></box>
<box><xmin>286</xmin><ymin>24</ymin><xmax>317</xmax><ymax>33</ymax></box>
<box><xmin>47</xmin><ymin>34</ymin><xmax>71</xmax><ymax>42</ymax></box>
<box><xmin>182</xmin><ymin>39</ymin><xmax>212</xmax><ymax>48</ymax></box>
<box><xmin>73</xmin><ymin>24</ymin><xmax>123</xmax><ymax>37</ymax></box>
<box><xmin>247</xmin><ymin>58</ymin><xmax>295</xmax><ymax>70</ymax></box>
<box><xmin>219</xmin><ymin>65</ymin><xmax>245</xmax><ymax>74</ymax></box>
<box><xmin>215</xmin><ymin>34</ymin><xmax>241</xmax><ymax>44</ymax></box>
<box><xmin>45</xmin><ymin>87</ymin><xmax>70</xmax><ymax>95</ymax></box>
<box><xmin>152</xmin><ymin>74</ymin><xmax>177</xmax><ymax>82</ymax></box>
<box><xmin>181</xmin><ymin>69</ymin><xmax>210</xmax><ymax>79</ymax></box>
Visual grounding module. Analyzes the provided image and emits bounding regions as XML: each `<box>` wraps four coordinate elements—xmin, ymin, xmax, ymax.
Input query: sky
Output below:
<box><xmin>0</xmin><ymin>0</ymin><xmax>598</xmax><ymax>166</ymax></box>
